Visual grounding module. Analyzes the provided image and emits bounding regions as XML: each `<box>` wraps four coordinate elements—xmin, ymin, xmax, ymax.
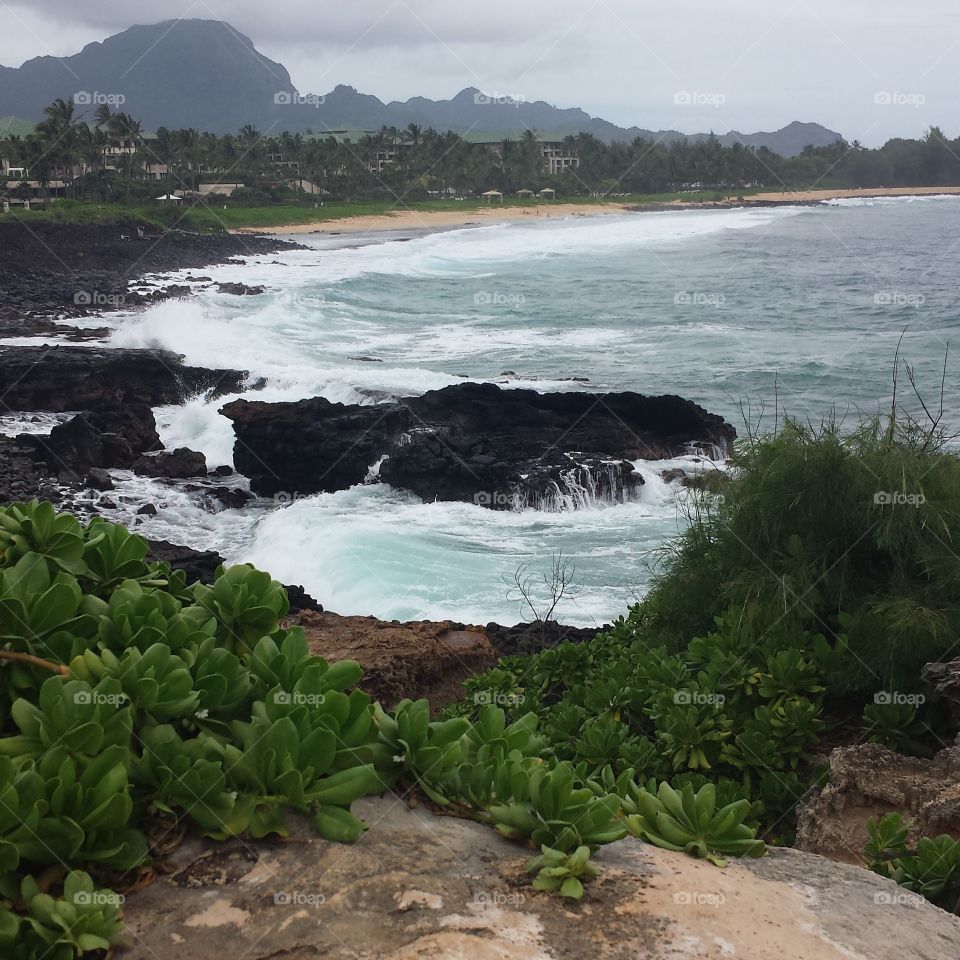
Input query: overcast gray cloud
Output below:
<box><xmin>2</xmin><ymin>0</ymin><xmax>959</xmax><ymax>144</ymax></box>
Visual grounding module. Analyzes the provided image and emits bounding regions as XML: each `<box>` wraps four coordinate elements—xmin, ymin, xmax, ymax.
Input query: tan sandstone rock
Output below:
<box><xmin>120</xmin><ymin>794</ymin><xmax>960</xmax><ymax>960</ymax></box>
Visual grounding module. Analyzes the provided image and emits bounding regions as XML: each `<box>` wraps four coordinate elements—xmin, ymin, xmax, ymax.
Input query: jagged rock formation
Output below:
<box><xmin>222</xmin><ymin>382</ymin><xmax>734</xmax><ymax>509</ymax></box>
<box><xmin>795</xmin><ymin>738</ymin><xmax>960</xmax><ymax>863</ymax></box>
<box><xmin>0</xmin><ymin>346</ymin><xmax>249</xmax><ymax>412</ymax></box>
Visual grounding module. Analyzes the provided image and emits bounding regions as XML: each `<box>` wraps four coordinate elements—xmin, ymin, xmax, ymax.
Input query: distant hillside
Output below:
<box><xmin>0</xmin><ymin>20</ymin><xmax>843</xmax><ymax>156</ymax></box>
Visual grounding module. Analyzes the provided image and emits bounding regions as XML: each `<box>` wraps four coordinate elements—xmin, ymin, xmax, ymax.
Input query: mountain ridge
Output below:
<box><xmin>0</xmin><ymin>19</ymin><xmax>843</xmax><ymax>155</ymax></box>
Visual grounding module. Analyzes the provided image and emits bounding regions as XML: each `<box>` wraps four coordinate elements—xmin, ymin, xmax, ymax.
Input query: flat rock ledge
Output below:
<box><xmin>120</xmin><ymin>794</ymin><xmax>960</xmax><ymax>960</ymax></box>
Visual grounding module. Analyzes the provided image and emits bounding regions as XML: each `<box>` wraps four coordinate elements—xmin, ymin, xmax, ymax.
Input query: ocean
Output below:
<box><xmin>97</xmin><ymin>195</ymin><xmax>960</xmax><ymax>626</ymax></box>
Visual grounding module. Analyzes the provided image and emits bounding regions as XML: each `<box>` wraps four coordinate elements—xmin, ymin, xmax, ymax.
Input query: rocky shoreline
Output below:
<box><xmin>0</xmin><ymin>218</ymin><xmax>732</xmax><ymax>643</ymax></box>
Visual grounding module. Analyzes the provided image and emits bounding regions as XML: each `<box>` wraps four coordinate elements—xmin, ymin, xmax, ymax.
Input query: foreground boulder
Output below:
<box><xmin>222</xmin><ymin>382</ymin><xmax>734</xmax><ymax>507</ymax></box>
<box><xmin>120</xmin><ymin>794</ymin><xmax>960</xmax><ymax>960</ymax></box>
<box><xmin>0</xmin><ymin>346</ymin><xmax>249</xmax><ymax>412</ymax></box>
<box><xmin>795</xmin><ymin>738</ymin><xmax>960</xmax><ymax>862</ymax></box>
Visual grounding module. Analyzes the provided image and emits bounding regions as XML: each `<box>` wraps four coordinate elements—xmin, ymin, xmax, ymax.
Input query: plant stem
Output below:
<box><xmin>0</xmin><ymin>649</ymin><xmax>69</xmax><ymax>675</ymax></box>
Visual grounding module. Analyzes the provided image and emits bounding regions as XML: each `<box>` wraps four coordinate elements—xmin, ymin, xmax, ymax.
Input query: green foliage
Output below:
<box><xmin>192</xmin><ymin>564</ymin><xmax>290</xmax><ymax>655</ymax></box>
<box><xmin>0</xmin><ymin>871</ymin><xmax>124</xmax><ymax>959</ymax></box>
<box><xmin>626</xmin><ymin>781</ymin><xmax>765</xmax><ymax>867</ymax></box>
<box><xmin>374</xmin><ymin>698</ymin><xmax>470</xmax><ymax>804</ymax></box>
<box><xmin>865</xmin><ymin>814</ymin><xmax>960</xmax><ymax>909</ymax></box>
<box><xmin>488</xmin><ymin>760</ymin><xmax>627</xmax><ymax>852</ymax></box>
<box><xmin>646</xmin><ymin>416</ymin><xmax>960</xmax><ymax>699</ymax></box>
<box><xmin>526</xmin><ymin>845</ymin><xmax>600</xmax><ymax>900</ymax></box>
<box><xmin>0</xmin><ymin>503</ymin><xmax>391</xmax><ymax>955</ymax></box>
<box><xmin>460</xmin><ymin>618</ymin><xmax>827</xmax><ymax>840</ymax></box>
<box><xmin>453</xmin><ymin>415</ymin><xmax>958</xmax><ymax>870</ymax></box>
<box><xmin>860</xmin><ymin>702</ymin><xmax>931</xmax><ymax>755</ymax></box>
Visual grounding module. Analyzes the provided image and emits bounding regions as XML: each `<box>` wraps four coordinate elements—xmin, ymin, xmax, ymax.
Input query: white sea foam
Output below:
<box><xmin>90</xmin><ymin>201</ymin><xmax>918</xmax><ymax>625</ymax></box>
<box><xmin>0</xmin><ymin>411</ymin><xmax>79</xmax><ymax>437</ymax></box>
<box><xmin>823</xmin><ymin>194</ymin><xmax>960</xmax><ymax>207</ymax></box>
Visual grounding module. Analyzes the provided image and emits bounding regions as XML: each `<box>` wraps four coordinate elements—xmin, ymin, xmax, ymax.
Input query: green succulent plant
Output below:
<box><xmin>526</xmin><ymin>844</ymin><xmax>600</xmax><ymax>900</ymax></box>
<box><xmin>864</xmin><ymin>812</ymin><xmax>910</xmax><ymax>863</ymax></box>
<box><xmin>0</xmin><ymin>501</ymin><xmax>88</xmax><ymax>575</ymax></box>
<box><xmin>0</xmin><ymin>677</ymin><xmax>132</xmax><ymax>762</ymax></box>
<box><xmin>374</xmin><ymin>698</ymin><xmax>470</xmax><ymax>804</ymax></box>
<box><xmin>861</xmin><ymin>702</ymin><xmax>930</xmax><ymax>755</ymax></box>
<box><xmin>488</xmin><ymin>760</ymin><xmax>627</xmax><ymax>852</ymax></box>
<box><xmin>0</xmin><ymin>871</ymin><xmax>124</xmax><ymax>959</ymax></box>
<box><xmin>757</xmin><ymin>649</ymin><xmax>825</xmax><ymax>706</ymax></box>
<box><xmin>655</xmin><ymin>701</ymin><xmax>731</xmax><ymax>771</ymax></box>
<box><xmin>192</xmin><ymin>564</ymin><xmax>289</xmax><ymax>654</ymax></box>
<box><xmin>626</xmin><ymin>781</ymin><xmax>765</xmax><ymax>867</ymax></box>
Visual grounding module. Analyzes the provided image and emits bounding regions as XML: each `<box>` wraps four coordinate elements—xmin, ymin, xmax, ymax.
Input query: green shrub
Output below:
<box><xmin>646</xmin><ymin>416</ymin><xmax>960</xmax><ymax>696</ymax></box>
<box><xmin>865</xmin><ymin>813</ymin><xmax>960</xmax><ymax>908</ymax></box>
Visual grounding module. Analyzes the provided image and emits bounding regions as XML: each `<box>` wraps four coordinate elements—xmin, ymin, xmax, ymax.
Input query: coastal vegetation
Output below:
<box><xmin>3</xmin><ymin>97</ymin><xmax>960</xmax><ymax>230</ymax></box>
<box><xmin>3</xmin><ymin>404</ymin><xmax>960</xmax><ymax>954</ymax></box>
<box><xmin>454</xmin><ymin>411</ymin><xmax>960</xmax><ymax>886</ymax></box>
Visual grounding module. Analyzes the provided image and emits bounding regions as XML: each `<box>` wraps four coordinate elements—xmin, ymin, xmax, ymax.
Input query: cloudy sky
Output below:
<box><xmin>2</xmin><ymin>0</ymin><xmax>958</xmax><ymax>144</ymax></box>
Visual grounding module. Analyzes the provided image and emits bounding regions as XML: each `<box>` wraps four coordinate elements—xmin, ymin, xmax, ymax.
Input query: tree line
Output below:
<box><xmin>3</xmin><ymin>97</ymin><xmax>960</xmax><ymax>204</ymax></box>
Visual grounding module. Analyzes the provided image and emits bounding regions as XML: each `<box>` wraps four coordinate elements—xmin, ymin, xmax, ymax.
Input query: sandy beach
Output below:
<box><xmin>234</xmin><ymin>201</ymin><xmax>634</xmax><ymax>235</ymax></box>
<box><xmin>235</xmin><ymin>187</ymin><xmax>960</xmax><ymax>236</ymax></box>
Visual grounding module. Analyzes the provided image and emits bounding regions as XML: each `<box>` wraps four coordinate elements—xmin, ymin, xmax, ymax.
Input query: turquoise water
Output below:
<box><xmin>106</xmin><ymin>196</ymin><xmax>960</xmax><ymax>625</ymax></box>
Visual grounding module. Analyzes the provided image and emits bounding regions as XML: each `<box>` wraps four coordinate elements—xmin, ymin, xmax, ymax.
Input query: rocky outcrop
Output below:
<box><xmin>795</xmin><ymin>739</ymin><xmax>960</xmax><ymax>863</ymax></box>
<box><xmin>0</xmin><ymin>436</ymin><xmax>61</xmax><ymax>504</ymax></box>
<box><xmin>134</xmin><ymin>447</ymin><xmax>208</xmax><ymax>479</ymax></box>
<box><xmin>486</xmin><ymin>620</ymin><xmax>608</xmax><ymax>657</ymax></box>
<box><xmin>144</xmin><ymin>540</ymin><xmax>322</xmax><ymax>613</ymax></box>
<box><xmin>222</xmin><ymin>382</ymin><xmax>734</xmax><ymax>508</ymax></box>
<box><xmin>293</xmin><ymin>610</ymin><xmax>497</xmax><ymax>709</ymax></box>
<box><xmin>145</xmin><ymin>539</ymin><xmax>227</xmax><ymax>585</ymax></box>
<box><xmin>923</xmin><ymin>658</ymin><xmax>960</xmax><ymax>728</ymax></box>
<box><xmin>222</xmin><ymin>395</ymin><xmax>408</xmax><ymax>497</ymax></box>
<box><xmin>24</xmin><ymin>404</ymin><xmax>160</xmax><ymax>474</ymax></box>
<box><xmin>216</xmin><ymin>282</ymin><xmax>265</xmax><ymax>296</ymax></box>
<box><xmin>120</xmin><ymin>794</ymin><xmax>960</xmax><ymax>960</ymax></box>
<box><xmin>0</xmin><ymin>346</ymin><xmax>249</xmax><ymax>412</ymax></box>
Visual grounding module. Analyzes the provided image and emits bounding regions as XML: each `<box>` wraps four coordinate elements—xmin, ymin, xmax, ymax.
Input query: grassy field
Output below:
<box><xmin>0</xmin><ymin>190</ymin><xmax>757</xmax><ymax>232</ymax></box>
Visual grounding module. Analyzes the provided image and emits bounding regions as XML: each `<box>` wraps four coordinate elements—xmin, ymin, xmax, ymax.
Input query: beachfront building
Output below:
<box><xmin>541</xmin><ymin>142</ymin><xmax>579</xmax><ymax>176</ymax></box>
<box><xmin>516</xmin><ymin>188</ymin><xmax>535</xmax><ymax>198</ymax></box>
<box><xmin>539</xmin><ymin>187</ymin><xmax>556</xmax><ymax>199</ymax></box>
<box><xmin>465</xmin><ymin>134</ymin><xmax>580</xmax><ymax>176</ymax></box>
<box><xmin>481</xmin><ymin>189</ymin><xmax>504</xmax><ymax>203</ymax></box>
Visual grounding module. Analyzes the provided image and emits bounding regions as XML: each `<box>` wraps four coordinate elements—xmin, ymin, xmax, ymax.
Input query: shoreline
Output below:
<box><xmin>234</xmin><ymin>186</ymin><xmax>960</xmax><ymax>236</ymax></box>
<box><xmin>234</xmin><ymin>201</ymin><xmax>635</xmax><ymax>235</ymax></box>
